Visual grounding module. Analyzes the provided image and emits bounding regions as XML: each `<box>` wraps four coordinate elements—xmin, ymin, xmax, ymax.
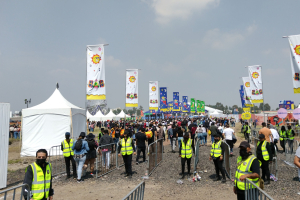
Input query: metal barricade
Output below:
<box><xmin>193</xmin><ymin>139</ymin><xmax>201</xmax><ymax>174</ymax></box>
<box><xmin>223</xmin><ymin>141</ymin><xmax>231</xmax><ymax>179</ymax></box>
<box><xmin>146</xmin><ymin>139</ymin><xmax>163</xmax><ymax>176</ymax></box>
<box><xmin>244</xmin><ymin>178</ymin><xmax>274</xmax><ymax>200</ymax></box>
<box><xmin>284</xmin><ymin>139</ymin><xmax>298</xmax><ymax>168</ymax></box>
<box><xmin>0</xmin><ymin>184</ymin><xmax>30</xmax><ymax>200</ymax></box>
<box><xmin>253</xmin><ymin>138</ymin><xmax>259</xmax><ymax>156</ymax></box>
<box><xmin>121</xmin><ymin>181</ymin><xmax>145</xmax><ymax>200</ymax></box>
<box><xmin>95</xmin><ymin>143</ymin><xmax>117</xmax><ymax>178</ymax></box>
<box><xmin>269</xmin><ymin>146</ymin><xmax>278</xmax><ymax>180</ymax></box>
<box><xmin>49</xmin><ymin>145</ymin><xmax>66</xmax><ymax>176</ymax></box>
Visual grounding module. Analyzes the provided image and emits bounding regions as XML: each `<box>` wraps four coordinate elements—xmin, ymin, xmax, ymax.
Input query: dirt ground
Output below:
<box><xmin>2</xmin><ymin>124</ymin><xmax>300</xmax><ymax>200</ymax></box>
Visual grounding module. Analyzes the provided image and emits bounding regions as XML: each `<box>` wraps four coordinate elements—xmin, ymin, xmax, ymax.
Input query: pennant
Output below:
<box><xmin>190</xmin><ymin>98</ymin><xmax>195</xmax><ymax>113</ymax></box>
<box><xmin>160</xmin><ymin>87</ymin><xmax>168</xmax><ymax>111</ymax></box>
<box><xmin>149</xmin><ymin>81</ymin><xmax>159</xmax><ymax>110</ymax></box>
<box><xmin>287</xmin><ymin>35</ymin><xmax>300</xmax><ymax>93</ymax></box>
<box><xmin>200</xmin><ymin>101</ymin><xmax>205</xmax><ymax>112</ymax></box>
<box><xmin>242</xmin><ymin>77</ymin><xmax>254</xmax><ymax>107</ymax></box>
<box><xmin>125</xmin><ymin>69</ymin><xmax>138</xmax><ymax>107</ymax></box>
<box><xmin>182</xmin><ymin>96</ymin><xmax>189</xmax><ymax>112</ymax></box>
<box><xmin>173</xmin><ymin>92</ymin><xmax>180</xmax><ymax>110</ymax></box>
<box><xmin>248</xmin><ymin>65</ymin><xmax>263</xmax><ymax>103</ymax></box>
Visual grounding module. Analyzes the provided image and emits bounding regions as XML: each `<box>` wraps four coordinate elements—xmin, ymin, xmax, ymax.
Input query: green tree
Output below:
<box><xmin>238</xmin><ymin>107</ymin><xmax>243</xmax><ymax>114</ymax></box>
<box><xmin>112</xmin><ymin>108</ymin><xmax>121</xmax><ymax>115</ymax></box>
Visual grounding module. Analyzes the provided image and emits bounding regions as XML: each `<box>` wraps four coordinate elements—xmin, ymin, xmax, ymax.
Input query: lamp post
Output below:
<box><xmin>25</xmin><ymin>98</ymin><xmax>31</xmax><ymax>108</ymax></box>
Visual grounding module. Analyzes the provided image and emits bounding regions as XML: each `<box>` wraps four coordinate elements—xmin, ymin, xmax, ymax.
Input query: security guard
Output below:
<box><xmin>179</xmin><ymin>132</ymin><xmax>192</xmax><ymax>179</ymax></box>
<box><xmin>23</xmin><ymin>149</ymin><xmax>53</xmax><ymax>200</ymax></box>
<box><xmin>99</xmin><ymin>128</ymin><xmax>104</xmax><ymax>141</ymax></box>
<box><xmin>118</xmin><ymin>130</ymin><xmax>136</xmax><ymax>178</ymax></box>
<box><xmin>61</xmin><ymin>132</ymin><xmax>77</xmax><ymax>179</ymax></box>
<box><xmin>234</xmin><ymin>141</ymin><xmax>260</xmax><ymax>200</ymax></box>
<box><xmin>279</xmin><ymin>126</ymin><xmax>287</xmax><ymax>152</ymax></box>
<box><xmin>243</xmin><ymin>122</ymin><xmax>251</xmax><ymax>143</ymax></box>
<box><xmin>209</xmin><ymin>135</ymin><xmax>226</xmax><ymax>183</ymax></box>
<box><xmin>287</xmin><ymin>125</ymin><xmax>295</xmax><ymax>153</ymax></box>
<box><xmin>257</xmin><ymin>134</ymin><xmax>272</xmax><ymax>185</ymax></box>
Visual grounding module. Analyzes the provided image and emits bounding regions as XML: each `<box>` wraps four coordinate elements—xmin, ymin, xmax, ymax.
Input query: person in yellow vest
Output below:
<box><xmin>257</xmin><ymin>134</ymin><xmax>272</xmax><ymax>185</ymax></box>
<box><xmin>209</xmin><ymin>135</ymin><xmax>226</xmax><ymax>183</ymax></box>
<box><xmin>118</xmin><ymin>130</ymin><xmax>136</xmax><ymax>179</ymax></box>
<box><xmin>233</xmin><ymin>141</ymin><xmax>260</xmax><ymax>200</ymax></box>
<box><xmin>179</xmin><ymin>132</ymin><xmax>192</xmax><ymax>179</ymax></box>
<box><xmin>287</xmin><ymin>125</ymin><xmax>295</xmax><ymax>153</ymax></box>
<box><xmin>23</xmin><ymin>149</ymin><xmax>53</xmax><ymax>200</ymax></box>
<box><xmin>279</xmin><ymin>126</ymin><xmax>287</xmax><ymax>153</ymax></box>
<box><xmin>61</xmin><ymin>132</ymin><xmax>77</xmax><ymax>179</ymax></box>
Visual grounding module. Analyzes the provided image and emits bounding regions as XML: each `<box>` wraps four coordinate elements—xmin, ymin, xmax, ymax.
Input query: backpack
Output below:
<box><xmin>75</xmin><ymin>139</ymin><xmax>83</xmax><ymax>151</ymax></box>
<box><xmin>87</xmin><ymin>139</ymin><xmax>95</xmax><ymax>150</ymax></box>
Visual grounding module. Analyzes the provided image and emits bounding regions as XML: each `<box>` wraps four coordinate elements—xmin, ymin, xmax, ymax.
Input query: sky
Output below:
<box><xmin>1</xmin><ymin>0</ymin><xmax>299</xmax><ymax>112</ymax></box>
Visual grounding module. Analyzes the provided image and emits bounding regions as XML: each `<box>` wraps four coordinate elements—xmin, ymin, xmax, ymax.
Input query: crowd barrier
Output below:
<box><xmin>49</xmin><ymin>145</ymin><xmax>66</xmax><ymax>176</ymax></box>
<box><xmin>269</xmin><ymin>148</ymin><xmax>278</xmax><ymax>180</ymax></box>
<box><xmin>253</xmin><ymin>138</ymin><xmax>259</xmax><ymax>157</ymax></box>
<box><xmin>244</xmin><ymin>178</ymin><xmax>274</xmax><ymax>200</ymax></box>
<box><xmin>146</xmin><ymin>139</ymin><xmax>163</xmax><ymax>176</ymax></box>
<box><xmin>121</xmin><ymin>181</ymin><xmax>145</xmax><ymax>200</ymax></box>
<box><xmin>193</xmin><ymin>139</ymin><xmax>201</xmax><ymax>174</ymax></box>
<box><xmin>223</xmin><ymin>141</ymin><xmax>231</xmax><ymax>179</ymax></box>
<box><xmin>0</xmin><ymin>184</ymin><xmax>30</xmax><ymax>200</ymax></box>
<box><xmin>284</xmin><ymin>139</ymin><xmax>299</xmax><ymax>168</ymax></box>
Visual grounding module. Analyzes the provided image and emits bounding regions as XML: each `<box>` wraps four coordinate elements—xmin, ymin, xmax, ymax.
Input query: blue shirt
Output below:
<box><xmin>72</xmin><ymin>139</ymin><xmax>90</xmax><ymax>155</ymax></box>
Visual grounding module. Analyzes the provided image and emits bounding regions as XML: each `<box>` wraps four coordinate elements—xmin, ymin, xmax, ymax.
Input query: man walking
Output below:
<box><xmin>61</xmin><ymin>132</ymin><xmax>77</xmax><ymax>179</ymax></box>
<box><xmin>135</xmin><ymin>128</ymin><xmax>147</xmax><ymax>164</ymax></box>
<box><xmin>209</xmin><ymin>122</ymin><xmax>218</xmax><ymax>144</ymax></box>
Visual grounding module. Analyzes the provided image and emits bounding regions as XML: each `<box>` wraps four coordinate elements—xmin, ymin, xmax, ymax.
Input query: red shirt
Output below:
<box><xmin>191</xmin><ymin>126</ymin><xmax>197</xmax><ymax>135</ymax></box>
<box><xmin>177</xmin><ymin>121</ymin><xmax>181</xmax><ymax>126</ymax></box>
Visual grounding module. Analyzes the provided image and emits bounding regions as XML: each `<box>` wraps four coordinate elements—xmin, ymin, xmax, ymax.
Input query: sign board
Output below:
<box><xmin>277</xmin><ymin>108</ymin><xmax>287</xmax><ymax>119</ymax></box>
<box><xmin>242</xmin><ymin>112</ymin><xmax>251</xmax><ymax>120</ymax></box>
<box><xmin>293</xmin><ymin>108</ymin><xmax>300</xmax><ymax>119</ymax></box>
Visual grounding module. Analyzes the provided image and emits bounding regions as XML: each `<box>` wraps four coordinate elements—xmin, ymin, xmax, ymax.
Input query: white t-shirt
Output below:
<box><xmin>223</xmin><ymin>128</ymin><xmax>235</xmax><ymax>140</ymax></box>
<box><xmin>270</xmin><ymin>128</ymin><xmax>279</xmax><ymax>141</ymax></box>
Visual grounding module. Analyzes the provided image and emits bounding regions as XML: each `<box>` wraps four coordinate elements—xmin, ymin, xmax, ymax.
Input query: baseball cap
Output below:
<box><xmin>239</xmin><ymin>141</ymin><xmax>250</xmax><ymax>148</ymax></box>
<box><xmin>65</xmin><ymin>132</ymin><xmax>70</xmax><ymax>136</ymax></box>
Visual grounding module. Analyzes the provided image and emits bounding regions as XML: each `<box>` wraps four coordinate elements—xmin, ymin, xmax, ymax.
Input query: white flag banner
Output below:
<box><xmin>86</xmin><ymin>44</ymin><xmax>106</xmax><ymax>99</ymax></box>
<box><xmin>242</xmin><ymin>77</ymin><xmax>253</xmax><ymax>107</ymax></box>
<box><xmin>126</xmin><ymin>69</ymin><xmax>138</xmax><ymax>107</ymax></box>
<box><xmin>149</xmin><ymin>81</ymin><xmax>158</xmax><ymax>110</ymax></box>
<box><xmin>248</xmin><ymin>65</ymin><xmax>263</xmax><ymax>103</ymax></box>
<box><xmin>287</xmin><ymin>35</ymin><xmax>300</xmax><ymax>93</ymax></box>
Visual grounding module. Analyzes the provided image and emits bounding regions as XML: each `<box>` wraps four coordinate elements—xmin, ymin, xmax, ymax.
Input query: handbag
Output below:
<box><xmin>208</xmin><ymin>130</ymin><xmax>211</xmax><ymax>135</ymax></box>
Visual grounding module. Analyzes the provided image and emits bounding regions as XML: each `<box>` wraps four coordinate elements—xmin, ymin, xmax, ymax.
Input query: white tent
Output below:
<box><xmin>21</xmin><ymin>88</ymin><xmax>86</xmax><ymax>157</ymax></box>
<box><xmin>115</xmin><ymin>110</ymin><xmax>131</xmax><ymax>119</ymax></box>
<box><xmin>102</xmin><ymin>110</ymin><xmax>117</xmax><ymax>121</ymax></box>
<box><xmin>87</xmin><ymin>110</ymin><xmax>105</xmax><ymax>121</ymax></box>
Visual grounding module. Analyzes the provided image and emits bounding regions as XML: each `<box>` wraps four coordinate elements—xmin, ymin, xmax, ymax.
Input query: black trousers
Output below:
<box><xmin>64</xmin><ymin>155</ymin><xmax>77</xmax><ymax>177</ymax></box>
<box><xmin>280</xmin><ymin>140</ymin><xmax>285</xmax><ymax>152</ymax></box>
<box><xmin>273</xmin><ymin>139</ymin><xmax>279</xmax><ymax>152</ymax></box>
<box><xmin>181</xmin><ymin>157</ymin><xmax>191</xmax><ymax>174</ymax></box>
<box><xmin>259</xmin><ymin>159</ymin><xmax>270</xmax><ymax>181</ymax></box>
<box><xmin>213</xmin><ymin>157</ymin><xmax>225</xmax><ymax>179</ymax></box>
<box><xmin>123</xmin><ymin>154</ymin><xmax>133</xmax><ymax>175</ymax></box>
<box><xmin>191</xmin><ymin>135</ymin><xmax>195</xmax><ymax>153</ymax></box>
<box><xmin>136</xmin><ymin>147</ymin><xmax>146</xmax><ymax>162</ymax></box>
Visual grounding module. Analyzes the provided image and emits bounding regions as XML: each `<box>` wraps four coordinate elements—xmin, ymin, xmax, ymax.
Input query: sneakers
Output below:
<box><xmin>90</xmin><ymin>173</ymin><xmax>94</xmax><ymax>176</ymax></box>
<box><xmin>77</xmin><ymin>179</ymin><xmax>84</xmax><ymax>183</ymax></box>
<box><xmin>221</xmin><ymin>178</ymin><xmax>226</xmax><ymax>183</ymax></box>
<box><xmin>213</xmin><ymin>177</ymin><xmax>221</xmax><ymax>181</ymax></box>
<box><xmin>264</xmin><ymin>180</ymin><xmax>270</xmax><ymax>185</ymax></box>
<box><xmin>136</xmin><ymin>162</ymin><xmax>139</xmax><ymax>165</ymax></box>
<box><xmin>180</xmin><ymin>175</ymin><xmax>185</xmax><ymax>179</ymax></box>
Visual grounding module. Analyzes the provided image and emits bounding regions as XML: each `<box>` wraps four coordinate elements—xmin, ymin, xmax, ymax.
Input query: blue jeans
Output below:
<box><xmin>114</xmin><ymin>138</ymin><xmax>119</xmax><ymax>144</ymax></box>
<box><xmin>178</xmin><ymin>137</ymin><xmax>183</xmax><ymax>149</ymax></box>
<box><xmin>197</xmin><ymin>133</ymin><xmax>203</xmax><ymax>144</ymax></box>
<box><xmin>74</xmin><ymin>155</ymin><xmax>86</xmax><ymax>180</ymax></box>
<box><xmin>211</xmin><ymin>135</ymin><xmax>214</xmax><ymax>143</ymax></box>
<box><xmin>202</xmin><ymin>133</ymin><xmax>207</xmax><ymax>144</ymax></box>
<box><xmin>14</xmin><ymin>132</ymin><xmax>19</xmax><ymax>139</ymax></box>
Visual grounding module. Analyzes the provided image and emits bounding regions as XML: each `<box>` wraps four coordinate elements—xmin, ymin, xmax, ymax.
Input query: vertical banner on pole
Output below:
<box><xmin>173</xmin><ymin>92</ymin><xmax>179</xmax><ymax>110</ymax></box>
<box><xmin>125</xmin><ymin>69</ymin><xmax>138</xmax><ymax>107</ymax></box>
<box><xmin>200</xmin><ymin>101</ymin><xmax>205</xmax><ymax>113</ymax></box>
<box><xmin>182</xmin><ymin>96</ymin><xmax>189</xmax><ymax>112</ymax></box>
<box><xmin>160</xmin><ymin>87</ymin><xmax>168</xmax><ymax>112</ymax></box>
<box><xmin>190</xmin><ymin>98</ymin><xmax>195</xmax><ymax>113</ymax></box>
<box><xmin>248</xmin><ymin>65</ymin><xmax>263</xmax><ymax>103</ymax></box>
<box><xmin>86</xmin><ymin>44</ymin><xmax>107</xmax><ymax>115</ymax></box>
<box><xmin>149</xmin><ymin>81</ymin><xmax>158</xmax><ymax>111</ymax></box>
<box><xmin>196</xmin><ymin>100</ymin><xmax>201</xmax><ymax>113</ymax></box>
<box><xmin>287</xmin><ymin>35</ymin><xmax>300</xmax><ymax>93</ymax></box>
<box><xmin>239</xmin><ymin>85</ymin><xmax>246</xmax><ymax>108</ymax></box>
<box><xmin>242</xmin><ymin>77</ymin><xmax>254</xmax><ymax>107</ymax></box>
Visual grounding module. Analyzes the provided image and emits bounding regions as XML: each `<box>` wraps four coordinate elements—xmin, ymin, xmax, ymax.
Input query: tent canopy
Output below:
<box><xmin>87</xmin><ymin>110</ymin><xmax>105</xmax><ymax>121</ymax></box>
<box><xmin>21</xmin><ymin>88</ymin><xmax>86</xmax><ymax>157</ymax></box>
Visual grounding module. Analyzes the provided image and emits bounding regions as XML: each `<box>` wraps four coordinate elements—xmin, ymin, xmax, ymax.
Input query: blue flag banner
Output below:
<box><xmin>240</xmin><ymin>85</ymin><xmax>246</xmax><ymax>108</ymax></box>
<box><xmin>173</xmin><ymin>92</ymin><xmax>179</xmax><ymax>110</ymax></box>
<box><xmin>160</xmin><ymin>87</ymin><xmax>168</xmax><ymax>111</ymax></box>
<box><xmin>182</xmin><ymin>96</ymin><xmax>188</xmax><ymax>112</ymax></box>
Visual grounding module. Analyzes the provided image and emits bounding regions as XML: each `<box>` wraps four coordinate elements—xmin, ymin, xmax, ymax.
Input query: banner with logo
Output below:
<box><xmin>86</xmin><ymin>44</ymin><xmax>107</xmax><ymax>115</ymax></box>
<box><xmin>182</xmin><ymin>96</ymin><xmax>189</xmax><ymax>112</ymax></box>
<box><xmin>190</xmin><ymin>98</ymin><xmax>195</xmax><ymax>113</ymax></box>
<box><xmin>248</xmin><ymin>65</ymin><xmax>263</xmax><ymax>103</ymax></box>
<box><xmin>160</xmin><ymin>87</ymin><xmax>168</xmax><ymax>111</ymax></box>
<box><xmin>149</xmin><ymin>81</ymin><xmax>158</xmax><ymax>110</ymax></box>
<box><xmin>242</xmin><ymin>77</ymin><xmax>254</xmax><ymax>107</ymax></box>
<box><xmin>239</xmin><ymin>85</ymin><xmax>246</xmax><ymax>108</ymax></box>
<box><xmin>196</xmin><ymin>100</ymin><xmax>201</xmax><ymax>113</ymax></box>
<box><xmin>200</xmin><ymin>101</ymin><xmax>205</xmax><ymax>113</ymax></box>
<box><xmin>287</xmin><ymin>35</ymin><xmax>300</xmax><ymax>93</ymax></box>
<box><xmin>125</xmin><ymin>69</ymin><xmax>138</xmax><ymax>107</ymax></box>
<box><xmin>173</xmin><ymin>92</ymin><xmax>179</xmax><ymax>110</ymax></box>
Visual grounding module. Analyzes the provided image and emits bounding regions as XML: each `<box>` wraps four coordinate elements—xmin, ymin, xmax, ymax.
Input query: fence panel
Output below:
<box><xmin>269</xmin><ymin>147</ymin><xmax>278</xmax><ymax>180</ymax></box>
<box><xmin>253</xmin><ymin>138</ymin><xmax>259</xmax><ymax>157</ymax></box>
<box><xmin>146</xmin><ymin>139</ymin><xmax>164</xmax><ymax>176</ymax></box>
<box><xmin>122</xmin><ymin>181</ymin><xmax>145</xmax><ymax>200</ymax></box>
<box><xmin>157</xmin><ymin>139</ymin><xmax>163</xmax><ymax>165</ymax></box>
<box><xmin>116</xmin><ymin>141</ymin><xmax>125</xmax><ymax>168</ymax></box>
<box><xmin>284</xmin><ymin>139</ymin><xmax>298</xmax><ymax>168</ymax></box>
<box><xmin>244</xmin><ymin>178</ymin><xmax>274</xmax><ymax>200</ymax></box>
<box><xmin>95</xmin><ymin>143</ymin><xmax>117</xmax><ymax>178</ymax></box>
<box><xmin>223</xmin><ymin>141</ymin><xmax>231</xmax><ymax>179</ymax></box>
<box><xmin>0</xmin><ymin>184</ymin><xmax>30</xmax><ymax>200</ymax></box>
<box><xmin>48</xmin><ymin>145</ymin><xmax>66</xmax><ymax>176</ymax></box>
<box><xmin>193</xmin><ymin>139</ymin><xmax>201</xmax><ymax>174</ymax></box>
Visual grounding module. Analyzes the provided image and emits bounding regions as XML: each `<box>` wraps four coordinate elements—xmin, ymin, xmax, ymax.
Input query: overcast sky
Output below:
<box><xmin>1</xmin><ymin>0</ymin><xmax>299</xmax><ymax>112</ymax></box>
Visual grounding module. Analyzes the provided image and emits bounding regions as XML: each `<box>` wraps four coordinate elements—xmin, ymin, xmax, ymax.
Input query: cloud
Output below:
<box><xmin>203</xmin><ymin>24</ymin><xmax>257</xmax><ymax>50</ymax></box>
<box><xmin>106</xmin><ymin>55</ymin><xmax>122</xmax><ymax>68</ymax></box>
<box><xmin>149</xmin><ymin>0</ymin><xmax>219</xmax><ymax>24</ymax></box>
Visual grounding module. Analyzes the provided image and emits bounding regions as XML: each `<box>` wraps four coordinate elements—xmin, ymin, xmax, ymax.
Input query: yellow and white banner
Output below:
<box><xmin>242</xmin><ymin>77</ymin><xmax>253</xmax><ymax>107</ymax></box>
<box><xmin>126</xmin><ymin>69</ymin><xmax>138</xmax><ymax>107</ymax></box>
<box><xmin>149</xmin><ymin>81</ymin><xmax>158</xmax><ymax>110</ymax></box>
<box><xmin>248</xmin><ymin>65</ymin><xmax>263</xmax><ymax>103</ymax></box>
<box><xmin>287</xmin><ymin>35</ymin><xmax>300</xmax><ymax>93</ymax></box>
<box><xmin>86</xmin><ymin>44</ymin><xmax>106</xmax><ymax>100</ymax></box>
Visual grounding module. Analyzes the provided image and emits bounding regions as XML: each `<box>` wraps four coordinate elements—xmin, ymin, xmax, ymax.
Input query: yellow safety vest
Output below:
<box><xmin>30</xmin><ymin>162</ymin><xmax>52</xmax><ymax>200</ymax></box>
<box><xmin>287</xmin><ymin>130</ymin><xmax>294</xmax><ymax>140</ymax></box>
<box><xmin>210</xmin><ymin>140</ymin><xmax>222</xmax><ymax>158</ymax></box>
<box><xmin>246</xmin><ymin>125</ymin><xmax>251</xmax><ymax>134</ymax></box>
<box><xmin>257</xmin><ymin>140</ymin><xmax>269</xmax><ymax>161</ymax></box>
<box><xmin>121</xmin><ymin>138</ymin><xmax>133</xmax><ymax>156</ymax></box>
<box><xmin>235</xmin><ymin>155</ymin><xmax>261</xmax><ymax>190</ymax></box>
<box><xmin>279</xmin><ymin>131</ymin><xmax>286</xmax><ymax>141</ymax></box>
<box><xmin>62</xmin><ymin>139</ymin><xmax>74</xmax><ymax>157</ymax></box>
<box><xmin>181</xmin><ymin>139</ymin><xmax>192</xmax><ymax>158</ymax></box>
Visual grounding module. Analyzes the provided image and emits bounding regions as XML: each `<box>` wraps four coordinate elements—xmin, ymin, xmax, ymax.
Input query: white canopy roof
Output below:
<box><xmin>105</xmin><ymin>110</ymin><xmax>116</xmax><ymax>117</ymax></box>
<box><xmin>23</xmin><ymin>89</ymin><xmax>84</xmax><ymax>117</ymax></box>
<box><xmin>116</xmin><ymin>110</ymin><xmax>130</xmax><ymax>118</ymax></box>
<box><xmin>87</xmin><ymin>110</ymin><xmax>105</xmax><ymax>121</ymax></box>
